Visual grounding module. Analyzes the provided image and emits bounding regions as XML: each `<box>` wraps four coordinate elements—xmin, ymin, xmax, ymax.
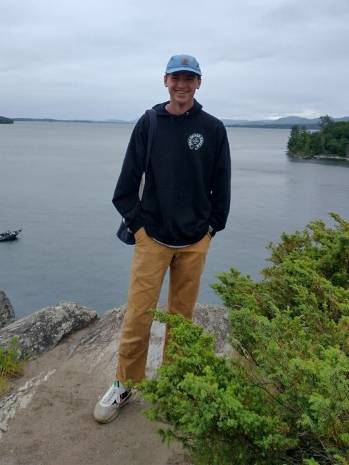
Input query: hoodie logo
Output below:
<box><xmin>188</xmin><ymin>133</ymin><xmax>204</xmax><ymax>151</ymax></box>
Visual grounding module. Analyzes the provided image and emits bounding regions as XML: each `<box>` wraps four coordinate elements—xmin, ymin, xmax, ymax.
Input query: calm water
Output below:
<box><xmin>0</xmin><ymin>122</ymin><xmax>348</xmax><ymax>318</ymax></box>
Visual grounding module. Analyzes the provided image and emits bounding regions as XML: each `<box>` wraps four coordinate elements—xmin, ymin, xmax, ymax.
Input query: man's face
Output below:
<box><xmin>164</xmin><ymin>72</ymin><xmax>201</xmax><ymax>106</ymax></box>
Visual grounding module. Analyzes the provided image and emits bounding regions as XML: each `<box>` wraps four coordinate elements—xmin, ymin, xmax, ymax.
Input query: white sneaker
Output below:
<box><xmin>93</xmin><ymin>380</ymin><xmax>132</xmax><ymax>424</ymax></box>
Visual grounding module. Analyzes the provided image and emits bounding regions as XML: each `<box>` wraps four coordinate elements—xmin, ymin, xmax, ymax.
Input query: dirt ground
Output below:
<box><xmin>0</xmin><ymin>318</ymin><xmax>191</xmax><ymax>465</ymax></box>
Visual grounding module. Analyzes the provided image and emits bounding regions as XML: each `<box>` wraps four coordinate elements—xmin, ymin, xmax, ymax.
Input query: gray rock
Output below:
<box><xmin>66</xmin><ymin>305</ymin><xmax>127</xmax><ymax>361</ymax></box>
<box><xmin>0</xmin><ymin>302</ymin><xmax>229</xmax><ymax>464</ymax></box>
<box><xmin>65</xmin><ymin>303</ymin><xmax>231</xmax><ymax>379</ymax></box>
<box><xmin>0</xmin><ymin>301</ymin><xmax>97</xmax><ymax>358</ymax></box>
<box><xmin>0</xmin><ymin>290</ymin><xmax>15</xmax><ymax>329</ymax></box>
<box><xmin>192</xmin><ymin>303</ymin><xmax>231</xmax><ymax>353</ymax></box>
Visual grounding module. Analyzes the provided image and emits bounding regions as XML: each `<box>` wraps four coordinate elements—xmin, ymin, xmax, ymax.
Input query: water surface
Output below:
<box><xmin>0</xmin><ymin>122</ymin><xmax>348</xmax><ymax>317</ymax></box>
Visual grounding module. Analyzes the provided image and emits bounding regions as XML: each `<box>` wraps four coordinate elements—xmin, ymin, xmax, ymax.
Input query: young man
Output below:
<box><xmin>93</xmin><ymin>54</ymin><xmax>231</xmax><ymax>423</ymax></box>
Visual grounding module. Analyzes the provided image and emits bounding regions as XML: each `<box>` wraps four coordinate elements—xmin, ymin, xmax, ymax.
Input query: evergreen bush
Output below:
<box><xmin>0</xmin><ymin>337</ymin><xmax>23</xmax><ymax>395</ymax></box>
<box><xmin>140</xmin><ymin>213</ymin><xmax>349</xmax><ymax>465</ymax></box>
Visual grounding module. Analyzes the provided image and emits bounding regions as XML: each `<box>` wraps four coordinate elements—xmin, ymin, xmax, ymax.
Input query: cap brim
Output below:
<box><xmin>166</xmin><ymin>67</ymin><xmax>201</xmax><ymax>76</ymax></box>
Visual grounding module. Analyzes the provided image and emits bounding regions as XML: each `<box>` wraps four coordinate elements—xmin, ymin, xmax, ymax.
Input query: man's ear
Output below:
<box><xmin>196</xmin><ymin>78</ymin><xmax>201</xmax><ymax>89</ymax></box>
<box><xmin>164</xmin><ymin>75</ymin><xmax>168</xmax><ymax>87</ymax></box>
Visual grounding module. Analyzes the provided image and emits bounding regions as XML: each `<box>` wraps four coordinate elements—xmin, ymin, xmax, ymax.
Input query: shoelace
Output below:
<box><xmin>103</xmin><ymin>382</ymin><xmax>125</xmax><ymax>404</ymax></box>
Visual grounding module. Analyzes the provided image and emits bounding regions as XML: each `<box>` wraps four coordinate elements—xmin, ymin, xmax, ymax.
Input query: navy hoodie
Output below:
<box><xmin>113</xmin><ymin>100</ymin><xmax>231</xmax><ymax>246</ymax></box>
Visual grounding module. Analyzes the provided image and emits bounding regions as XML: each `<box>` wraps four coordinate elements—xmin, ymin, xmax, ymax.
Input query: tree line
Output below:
<box><xmin>0</xmin><ymin>116</ymin><xmax>14</xmax><ymax>124</ymax></box>
<box><xmin>287</xmin><ymin>115</ymin><xmax>349</xmax><ymax>158</ymax></box>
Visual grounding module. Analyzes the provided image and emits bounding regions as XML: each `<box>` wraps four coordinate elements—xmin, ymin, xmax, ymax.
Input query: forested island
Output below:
<box><xmin>287</xmin><ymin>115</ymin><xmax>349</xmax><ymax>160</ymax></box>
<box><xmin>0</xmin><ymin>116</ymin><xmax>14</xmax><ymax>124</ymax></box>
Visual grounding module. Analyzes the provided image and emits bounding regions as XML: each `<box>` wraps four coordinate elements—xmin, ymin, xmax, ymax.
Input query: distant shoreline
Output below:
<box><xmin>10</xmin><ymin>119</ymin><xmax>307</xmax><ymax>130</ymax></box>
<box><xmin>6</xmin><ymin>115</ymin><xmax>349</xmax><ymax>130</ymax></box>
<box><xmin>12</xmin><ymin>118</ymin><xmax>131</xmax><ymax>124</ymax></box>
<box><xmin>288</xmin><ymin>153</ymin><xmax>349</xmax><ymax>163</ymax></box>
<box><xmin>225</xmin><ymin>124</ymin><xmax>304</xmax><ymax>129</ymax></box>
<box><xmin>0</xmin><ymin>116</ymin><xmax>14</xmax><ymax>124</ymax></box>
<box><xmin>313</xmin><ymin>155</ymin><xmax>349</xmax><ymax>162</ymax></box>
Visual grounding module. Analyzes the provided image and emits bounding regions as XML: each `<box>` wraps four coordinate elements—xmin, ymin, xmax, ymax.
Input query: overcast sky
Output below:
<box><xmin>1</xmin><ymin>0</ymin><xmax>348</xmax><ymax>120</ymax></box>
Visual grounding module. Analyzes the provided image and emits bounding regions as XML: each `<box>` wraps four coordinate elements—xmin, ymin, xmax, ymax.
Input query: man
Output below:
<box><xmin>93</xmin><ymin>54</ymin><xmax>231</xmax><ymax>424</ymax></box>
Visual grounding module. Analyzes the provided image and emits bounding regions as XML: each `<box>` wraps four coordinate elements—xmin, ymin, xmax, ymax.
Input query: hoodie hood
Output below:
<box><xmin>152</xmin><ymin>99</ymin><xmax>203</xmax><ymax>118</ymax></box>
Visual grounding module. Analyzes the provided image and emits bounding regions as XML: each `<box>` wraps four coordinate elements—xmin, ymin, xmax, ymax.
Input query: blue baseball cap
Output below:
<box><xmin>165</xmin><ymin>54</ymin><xmax>202</xmax><ymax>76</ymax></box>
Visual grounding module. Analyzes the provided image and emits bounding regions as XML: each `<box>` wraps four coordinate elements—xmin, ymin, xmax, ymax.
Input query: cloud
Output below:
<box><xmin>1</xmin><ymin>0</ymin><xmax>348</xmax><ymax>119</ymax></box>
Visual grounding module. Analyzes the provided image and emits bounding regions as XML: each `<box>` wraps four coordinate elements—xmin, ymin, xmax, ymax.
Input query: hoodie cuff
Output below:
<box><xmin>127</xmin><ymin>216</ymin><xmax>144</xmax><ymax>234</ymax></box>
<box><xmin>208</xmin><ymin>225</ymin><xmax>216</xmax><ymax>238</ymax></box>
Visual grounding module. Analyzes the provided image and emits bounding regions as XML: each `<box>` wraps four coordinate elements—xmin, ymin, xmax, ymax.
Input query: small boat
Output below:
<box><xmin>0</xmin><ymin>229</ymin><xmax>22</xmax><ymax>242</ymax></box>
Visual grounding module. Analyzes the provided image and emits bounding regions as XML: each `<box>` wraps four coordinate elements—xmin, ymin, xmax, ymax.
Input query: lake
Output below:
<box><xmin>0</xmin><ymin>122</ymin><xmax>348</xmax><ymax>318</ymax></box>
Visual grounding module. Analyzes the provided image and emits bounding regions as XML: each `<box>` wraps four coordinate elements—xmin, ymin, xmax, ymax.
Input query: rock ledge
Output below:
<box><xmin>0</xmin><ymin>301</ymin><xmax>97</xmax><ymax>357</ymax></box>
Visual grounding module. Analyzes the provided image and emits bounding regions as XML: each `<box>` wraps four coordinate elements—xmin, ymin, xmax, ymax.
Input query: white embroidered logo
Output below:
<box><xmin>188</xmin><ymin>133</ymin><xmax>204</xmax><ymax>151</ymax></box>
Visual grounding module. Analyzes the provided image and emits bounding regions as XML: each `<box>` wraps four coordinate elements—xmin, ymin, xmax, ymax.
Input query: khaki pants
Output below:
<box><xmin>116</xmin><ymin>227</ymin><xmax>211</xmax><ymax>384</ymax></box>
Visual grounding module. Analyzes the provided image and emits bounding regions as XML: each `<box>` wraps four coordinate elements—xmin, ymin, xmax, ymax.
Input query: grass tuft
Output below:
<box><xmin>0</xmin><ymin>337</ymin><xmax>23</xmax><ymax>396</ymax></box>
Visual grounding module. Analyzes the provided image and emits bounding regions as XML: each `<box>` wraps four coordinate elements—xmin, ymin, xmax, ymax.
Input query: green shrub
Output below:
<box><xmin>0</xmin><ymin>337</ymin><xmax>23</xmax><ymax>395</ymax></box>
<box><xmin>139</xmin><ymin>213</ymin><xmax>349</xmax><ymax>465</ymax></box>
